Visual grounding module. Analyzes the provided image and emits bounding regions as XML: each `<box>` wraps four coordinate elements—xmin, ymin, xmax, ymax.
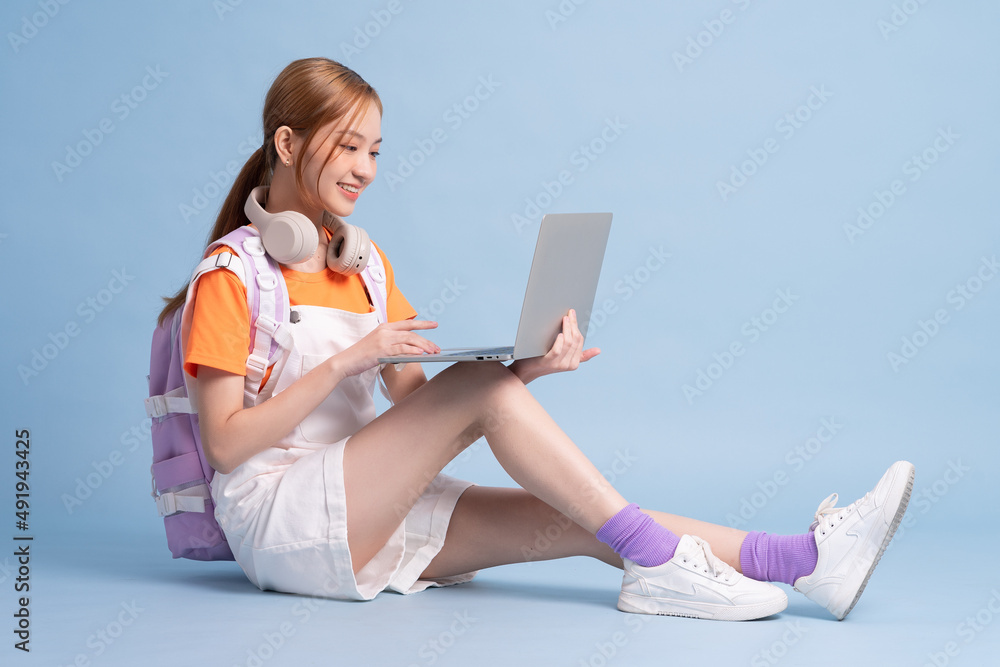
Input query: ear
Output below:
<box><xmin>273</xmin><ymin>126</ymin><xmax>298</xmax><ymax>164</ymax></box>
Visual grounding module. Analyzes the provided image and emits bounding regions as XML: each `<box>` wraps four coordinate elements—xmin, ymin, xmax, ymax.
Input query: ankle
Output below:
<box><xmin>740</xmin><ymin>531</ymin><xmax>818</xmax><ymax>585</ymax></box>
<box><xmin>596</xmin><ymin>504</ymin><xmax>680</xmax><ymax>567</ymax></box>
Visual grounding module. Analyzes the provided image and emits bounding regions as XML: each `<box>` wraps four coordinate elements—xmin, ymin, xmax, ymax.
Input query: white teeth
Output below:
<box><xmin>340</xmin><ymin>184</ymin><xmax>359</xmax><ymax>193</ymax></box>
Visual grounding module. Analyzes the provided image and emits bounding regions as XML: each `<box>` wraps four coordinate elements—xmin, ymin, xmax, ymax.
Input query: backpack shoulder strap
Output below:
<box><xmin>189</xmin><ymin>248</ymin><xmax>248</xmax><ymax>291</ymax></box>
<box><xmin>181</xmin><ymin>226</ymin><xmax>293</xmax><ymax>408</ymax></box>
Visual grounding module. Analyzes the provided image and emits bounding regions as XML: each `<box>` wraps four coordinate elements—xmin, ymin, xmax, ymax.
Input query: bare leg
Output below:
<box><xmin>644</xmin><ymin>511</ymin><xmax>748</xmax><ymax>572</ymax></box>
<box><xmin>421</xmin><ymin>486</ymin><xmax>621</xmax><ymax>578</ymax></box>
<box><xmin>342</xmin><ymin>362</ymin><xmax>628</xmax><ymax>573</ymax></box>
<box><xmin>421</xmin><ymin>487</ymin><xmax>751</xmax><ymax>579</ymax></box>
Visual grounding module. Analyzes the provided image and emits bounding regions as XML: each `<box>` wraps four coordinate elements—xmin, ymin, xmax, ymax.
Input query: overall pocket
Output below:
<box><xmin>297</xmin><ymin>354</ymin><xmax>378</xmax><ymax>444</ymax></box>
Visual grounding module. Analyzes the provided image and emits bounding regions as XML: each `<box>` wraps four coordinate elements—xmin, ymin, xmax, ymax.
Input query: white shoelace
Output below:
<box><xmin>681</xmin><ymin>536</ymin><xmax>737</xmax><ymax>583</ymax></box>
<box><xmin>809</xmin><ymin>491</ymin><xmax>863</xmax><ymax>536</ymax></box>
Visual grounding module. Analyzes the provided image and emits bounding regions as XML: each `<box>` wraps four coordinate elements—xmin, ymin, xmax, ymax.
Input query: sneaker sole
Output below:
<box><xmin>617</xmin><ymin>590</ymin><xmax>787</xmax><ymax>622</ymax></box>
<box><xmin>838</xmin><ymin>461</ymin><xmax>915</xmax><ymax>620</ymax></box>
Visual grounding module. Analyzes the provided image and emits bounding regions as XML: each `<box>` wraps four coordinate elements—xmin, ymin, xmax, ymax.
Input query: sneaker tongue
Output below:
<box><xmin>681</xmin><ymin>535</ymin><xmax>733</xmax><ymax>580</ymax></box>
<box><xmin>676</xmin><ymin>535</ymin><xmax>705</xmax><ymax>560</ymax></box>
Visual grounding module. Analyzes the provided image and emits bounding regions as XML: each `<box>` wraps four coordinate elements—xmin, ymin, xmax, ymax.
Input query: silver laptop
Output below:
<box><xmin>379</xmin><ymin>212</ymin><xmax>613</xmax><ymax>363</ymax></box>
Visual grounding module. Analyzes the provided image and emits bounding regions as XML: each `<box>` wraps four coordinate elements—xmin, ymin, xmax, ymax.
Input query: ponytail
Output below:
<box><xmin>156</xmin><ymin>146</ymin><xmax>271</xmax><ymax>325</ymax></box>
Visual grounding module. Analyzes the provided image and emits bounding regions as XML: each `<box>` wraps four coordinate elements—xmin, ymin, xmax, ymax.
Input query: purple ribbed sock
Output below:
<box><xmin>596</xmin><ymin>503</ymin><xmax>680</xmax><ymax>567</ymax></box>
<box><xmin>739</xmin><ymin>531</ymin><xmax>818</xmax><ymax>586</ymax></box>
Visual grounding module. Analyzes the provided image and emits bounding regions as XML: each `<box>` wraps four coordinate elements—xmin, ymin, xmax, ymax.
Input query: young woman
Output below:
<box><xmin>160</xmin><ymin>57</ymin><xmax>914</xmax><ymax>621</ymax></box>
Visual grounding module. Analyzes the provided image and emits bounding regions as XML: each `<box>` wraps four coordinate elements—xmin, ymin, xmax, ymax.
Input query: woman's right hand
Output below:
<box><xmin>335</xmin><ymin>319</ymin><xmax>440</xmax><ymax>378</ymax></box>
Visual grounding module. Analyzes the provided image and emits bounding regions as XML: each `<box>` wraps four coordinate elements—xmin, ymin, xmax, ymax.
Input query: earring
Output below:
<box><xmin>285</xmin><ymin>158</ymin><xmax>290</xmax><ymax>167</ymax></box>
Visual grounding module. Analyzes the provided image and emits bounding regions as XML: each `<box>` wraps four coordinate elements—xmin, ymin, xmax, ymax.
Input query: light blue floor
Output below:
<box><xmin>24</xmin><ymin>526</ymin><xmax>999</xmax><ymax>666</ymax></box>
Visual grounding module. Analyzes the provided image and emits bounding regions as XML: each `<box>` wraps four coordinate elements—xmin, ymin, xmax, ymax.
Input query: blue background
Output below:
<box><xmin>1</xmin><ymin>1</ymin><xmax>997</xmax><ymax>665</ymax></box>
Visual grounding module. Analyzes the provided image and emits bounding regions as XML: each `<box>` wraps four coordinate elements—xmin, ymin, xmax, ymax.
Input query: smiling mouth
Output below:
<box><xmin>339</xmin><ymin>183</ymin><xmax>360</xmax><ymax>194</ymax></box>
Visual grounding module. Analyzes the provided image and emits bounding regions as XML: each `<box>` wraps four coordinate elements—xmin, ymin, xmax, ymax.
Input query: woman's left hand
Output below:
<box><xmin>508</xmin><ymin>309</ymin><xmax>600</xmax><ymax>383</ymax></box>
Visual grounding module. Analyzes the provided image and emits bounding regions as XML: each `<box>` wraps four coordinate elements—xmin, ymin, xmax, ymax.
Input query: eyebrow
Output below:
<box><xmin>342</xmin><ymin>129</ymin><xmax>382</xmax><ymax>144</ymax></box>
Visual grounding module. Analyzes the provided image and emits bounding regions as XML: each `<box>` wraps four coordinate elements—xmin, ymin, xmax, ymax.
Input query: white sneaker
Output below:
<box><xmin>794</xmin><ymin>460</ymin><xmax>915</xmax><ymax>620</ymax></box>
<box><xmin>617</xmin><ymin>534</ymin><xmax>787</xmax><ymax>621</ymax></box>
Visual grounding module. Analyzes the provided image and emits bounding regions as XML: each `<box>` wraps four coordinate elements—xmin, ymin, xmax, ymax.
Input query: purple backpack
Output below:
<box><xmin>146</xmin><ymin>226</ymin><xmax>388</xmax><ymax>561</ymax></box>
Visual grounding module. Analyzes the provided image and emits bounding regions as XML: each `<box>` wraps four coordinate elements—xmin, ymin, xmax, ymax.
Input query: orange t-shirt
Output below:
<box><xmin>183</xmin><ymin>232</ymin><xmax>417</xmax><ymax>380</ymax></box>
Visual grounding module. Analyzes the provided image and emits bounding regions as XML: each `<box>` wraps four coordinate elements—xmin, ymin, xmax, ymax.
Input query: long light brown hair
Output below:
<box><xmin>158</xmin><ymin>57</ymin><xmax>382</xmax><ymax>324</ymax></box>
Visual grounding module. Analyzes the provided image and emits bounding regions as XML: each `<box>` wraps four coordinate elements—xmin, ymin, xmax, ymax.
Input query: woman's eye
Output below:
<box><xmin>370</xmin><ymin>151</ymin><xmax>380</xmax><ymax>159</ymax></box>
<box><xmin>340</xmin><ymin>144</ymin><xmax>357</xmax><ymax>152</ymax></box>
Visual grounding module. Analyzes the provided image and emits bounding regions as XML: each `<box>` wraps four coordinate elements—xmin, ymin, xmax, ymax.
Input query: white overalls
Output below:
<box><xmin>208</xmin><ymin>261</ymin><xmax>475</xmax><ymax>601</ymax></box>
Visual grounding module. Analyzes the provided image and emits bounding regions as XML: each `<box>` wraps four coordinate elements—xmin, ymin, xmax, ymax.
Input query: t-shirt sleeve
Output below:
<box><xmin>183</xmin><ymin>247</ymin><xmax>251</xmax><ymax>378</ymax></box>
<box><xmin>375</xmin><ymin>242</ymin><xmax>418</xmax><ymax>322</ymax></box>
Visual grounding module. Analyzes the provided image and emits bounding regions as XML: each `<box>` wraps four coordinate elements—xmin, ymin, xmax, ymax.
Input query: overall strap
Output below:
<box><xmin>359</xmin><ymin>246</ymin><xmax>389</xmax><ymax>324</ymax></box>
<box><xmin>358</xmin><ymin>247</ymin><xmax>396</xmax><ymax>402</ymax></box>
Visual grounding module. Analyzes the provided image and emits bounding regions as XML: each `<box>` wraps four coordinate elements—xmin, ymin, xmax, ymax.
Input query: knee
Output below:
<box><xmin>455</xmin><ymin>362</ymin><xmax>523</xmax><ymax>431</ymax></box>
<box><xmin>478</xmin><ymin>360</ymin><xmax>523</xmax><ymax>402</ymax></box>
<box><xmin>450</xmin><ymin>361</ymin><xmax>520</xmax><ymax>396</ymax></box>
<box><xmin>469</xmin><ymin>360</ymin><xmax>514</xmax><ymax>381</ymax></box>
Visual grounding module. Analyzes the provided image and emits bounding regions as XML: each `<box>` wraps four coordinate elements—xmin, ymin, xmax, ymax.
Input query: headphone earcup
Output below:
<box><xmin>326</xmin><ymin>217</ymin><xmax>371</xmax><ymax>276</ymax></box>
<box><xmin>244</xmin><ymin>185</ymin><xmax>319</xmax><ymax>264</ymax></box>
<box><xmin>258</xmin><ymin>212</ymin><xmax>319</xmax><ymax>265</ymax></box>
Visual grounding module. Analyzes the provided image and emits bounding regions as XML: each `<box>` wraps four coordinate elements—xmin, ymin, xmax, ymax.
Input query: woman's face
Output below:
<box><xmin>299</xmin><ymin>101</ymin><xmax>382</xmax><ymax>218</ymax></box>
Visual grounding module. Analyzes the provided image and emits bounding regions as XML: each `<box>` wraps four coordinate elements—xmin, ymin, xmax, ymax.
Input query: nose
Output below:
<box><xmin>352</xmin><ymin>150</ymin><xmax>375</xmax><ymax>183</ymax></box>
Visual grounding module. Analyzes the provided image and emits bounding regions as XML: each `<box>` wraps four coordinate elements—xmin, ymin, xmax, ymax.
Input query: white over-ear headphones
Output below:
<box><xmin>244</xmin><ymin>185</ymin><xmax>371</xmax><ymax>275</ymax></box>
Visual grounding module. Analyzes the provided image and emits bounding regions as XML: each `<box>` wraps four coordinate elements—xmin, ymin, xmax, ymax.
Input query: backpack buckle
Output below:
<box><xmin>155</xmin><ymin>487</ymin><xmax>208</xmax><ymax>517</ymax></box>
<box><xmin>144</xmin><ymin>395</ymin><xmax>167</xmax><ymax>419</ymax></box>
<box><xmin>246</xmin><ymin>353</ymin><xmax>268</xmax><ymax>377</ymax></box>
<box><xmin>256</xmin><ymin>273</ymin><xmax>277</xmax><ymax>291</ymax></box>
<box><xmin>242</xmin><ymin>237</ymin><xmax>266</xmax><ymax>257</ymax></box>
<box><xmin>156</xmin><ymin>492</ymin><xmax>178</xmax><ymax>517</ymax></box>
<box><xmin>254</xmin><ymin>314</ymin><xmax>279</xmax><ymax>337</ymax></box>
<box><xmin>367</xmin><ymin>264</ymin><xmax>385</xmax><ymax>284</ymax></box>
